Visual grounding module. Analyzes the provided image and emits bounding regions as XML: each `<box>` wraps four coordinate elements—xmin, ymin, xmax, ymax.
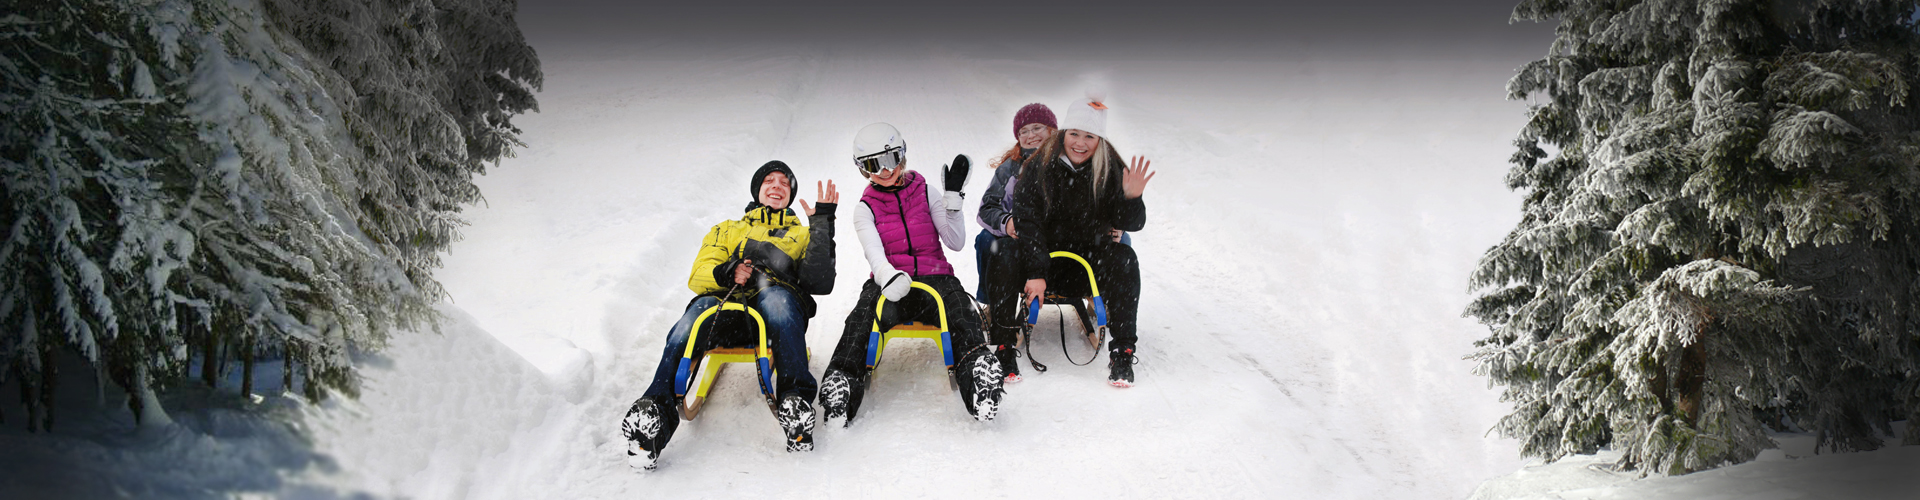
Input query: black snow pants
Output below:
<box><xmin>984</xmin><ymin>238</ymin><xmax>1142</xmax><ymax>353</ymax></box>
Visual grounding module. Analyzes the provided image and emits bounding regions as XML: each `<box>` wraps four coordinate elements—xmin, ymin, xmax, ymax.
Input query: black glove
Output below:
<box><xmin>943</xmin><ymin>154</ymin><xmax>971</xmax><ymax>193</ymax></box>
<box><xmin>712</xmin><ymin>258</ymin><xmax>744</xmax><ymax>287</ymax></box>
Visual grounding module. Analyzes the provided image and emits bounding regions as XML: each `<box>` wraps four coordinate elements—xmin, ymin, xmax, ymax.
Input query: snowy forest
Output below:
<box><xmin>1468</xmin><ymin>0</ymin><xmax>1920</xmax><ymax>476</ymax></box>
<box><xmin>2</xmin><ymin>0</ymin><xmax>1916</xmax><ymax>498</ymax></box>
<box><xmin>1</xmin><ymin>0</ymin><xmax>539</xmax><ymax>428</ymax></box>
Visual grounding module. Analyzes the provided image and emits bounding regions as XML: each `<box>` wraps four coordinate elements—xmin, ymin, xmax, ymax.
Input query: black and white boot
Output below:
<box><xmin>995</xmin><ymin>344</ymin><xmax>1022</xmax><ymax>384</ymax></box>
<box><xmin>963</xmin><ymin>350</ymin><xmax>1006</xmax><ymax>421</ymax></box>
<box><xmin>819</xmin><ymin>369</ymin><xmax>852</xmax><ymax>422</ymax></box>
<box><xmin>1107</xmin><ymin>347</ymin><xmax>1136</xmax><ymax>388</ymax></box>
<box><xmin>621</xmin><ymin>396</ymin><xmax>679</xmax><ymax>470</ymax></box>
<box><xmin>819</xmin><ymin>368</ymin><xmax>870</xmax><ymax>426</ymax></box>
<box><xmin>775</xmin><ymin>394</ymin><xmax>816</xmax><ymax>452</ymax></box>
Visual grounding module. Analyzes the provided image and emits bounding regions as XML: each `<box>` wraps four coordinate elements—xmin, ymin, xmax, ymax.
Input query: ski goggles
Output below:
<box><xmin>855</xmin><ymin>146</ymin><xmax>906</xmax><ymax>176</ymax></box>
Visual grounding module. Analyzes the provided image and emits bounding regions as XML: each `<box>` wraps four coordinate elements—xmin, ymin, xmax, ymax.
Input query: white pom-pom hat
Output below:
<box><xmin>1057</xmin><ymin>89</ymin><xmax>1108</xmax><ymax>137</ymax></box>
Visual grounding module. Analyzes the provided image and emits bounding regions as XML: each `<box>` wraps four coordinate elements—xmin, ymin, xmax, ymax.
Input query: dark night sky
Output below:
<box><xmin>516</xmin><ymin>0</ymin><xmax>1558</xmax><ymax>60</ymax></box>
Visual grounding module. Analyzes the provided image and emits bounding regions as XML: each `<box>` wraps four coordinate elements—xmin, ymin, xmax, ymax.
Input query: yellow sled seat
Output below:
<box><xmin>674</xmin><ymin>303</ymin><xmax>771</xmax><ymax>420</ymax></box>
<box><xmin>866</xmin><ymin>281</ymin><xmax>957</xmax><ymax>390</ymax></box>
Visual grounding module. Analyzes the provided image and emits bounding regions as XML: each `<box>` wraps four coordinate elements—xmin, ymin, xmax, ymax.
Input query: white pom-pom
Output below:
<box><xmin>1085</xmin><ymin>86</ymin><xmax>1107</xmax><ymax>104</ymax></box>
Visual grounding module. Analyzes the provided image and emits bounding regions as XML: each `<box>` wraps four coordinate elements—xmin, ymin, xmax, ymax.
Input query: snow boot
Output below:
<box><xmin>775</xmin><ymin>394</ymin><xmax>816</xmax><ymax>452</ymax></box>
<box><xmin>996</xmin><ymin>344</ymin><xmax>1022</xmax><ymax>384</ymax></box>
<box><xmin>819</xmin><ymin>368</ymin><xmax>868</xmax><ymax>426</ymax></box>
<box><xmin>1107</xmin><ymin>348</ymin><xmax>1136</xmax><ymax>388</ymax></box>
<box><xmin>622</xmin><ymin>396</ymin><xmax>679</xmax><ymax>470</ymax></box>
<box><xmin>819</xmin><ymin>368</ymin><xmax>851</xmax><ymax>422</ymax></box>
<box><xmin>960</xmin><ymin>349</ymin><xmax>1006</xmax><ymax>422</ymax></box>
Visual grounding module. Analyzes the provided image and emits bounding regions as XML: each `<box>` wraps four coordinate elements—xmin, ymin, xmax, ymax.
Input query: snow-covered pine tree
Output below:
<box><xmin>0</xmin><ymin>0</ymin><xmax>540</xmax><ymax>428</ymax></box>
<box><xmin>1468</xmin><ymin>0</ymin><xmax>1920</xmax><ymax>475</ymax></box>
<box><xmin>2</xmin><ymin>0</ymin><xmax>202</xmax><ymax>429</ymax></box>
<box><xmin>257</xmin><ymin>0</ymin><xmax>543</xmax><ymax>363</ymax></box>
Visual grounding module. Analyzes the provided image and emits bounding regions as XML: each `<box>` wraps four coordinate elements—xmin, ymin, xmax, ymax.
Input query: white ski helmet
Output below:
<box><xmin>852</xmin><ymin>122</ymin><xmax>906</xmax><ymax>175</ymax></box>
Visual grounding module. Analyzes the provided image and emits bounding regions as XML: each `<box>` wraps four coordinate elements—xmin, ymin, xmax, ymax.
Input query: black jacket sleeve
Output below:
<box><xmin>1108</xmin><ymin>168</ymin><xmax>1146</xmax><ymax>232</ymax></box>
<box><xmin>977</xmin><ymin>159</ymin><xmax>1021</xmax><ymax>235</ymax></box>
<box><xmin>1009</xmin><ymin>164</ymin><xmax>1050</xmax><ymax>281</ymax></box>
<box><xmin>796</xmin><ymin>203</ymin><xmax>837</xmax><ymax>295</ymax></box>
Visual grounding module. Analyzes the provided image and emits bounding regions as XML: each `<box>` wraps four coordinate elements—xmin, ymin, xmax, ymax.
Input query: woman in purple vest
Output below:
<box><xmin>818</xmin><ymin>123</ymin><xmax>1007</xmax><ymax>425</ymax></box>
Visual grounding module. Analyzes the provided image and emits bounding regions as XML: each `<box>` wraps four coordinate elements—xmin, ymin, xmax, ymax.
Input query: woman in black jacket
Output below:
<box><xmin>985</xmin><ymin>94</ymin><xmax>1155</xmax><ymax>387</ymax></box>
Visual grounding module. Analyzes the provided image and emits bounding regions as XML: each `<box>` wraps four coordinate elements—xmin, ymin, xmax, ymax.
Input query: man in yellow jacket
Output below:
<box><xmin>622</xmin><ymin>161</ymin><xmax>840</xmax><ymax>471</ymax></box>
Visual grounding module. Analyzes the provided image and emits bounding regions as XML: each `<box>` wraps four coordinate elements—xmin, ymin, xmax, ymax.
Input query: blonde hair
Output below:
<box><xmin>1020</xmin><ymin>130</ymin><xmax>1125</xmax><ymax>210</ymax></box>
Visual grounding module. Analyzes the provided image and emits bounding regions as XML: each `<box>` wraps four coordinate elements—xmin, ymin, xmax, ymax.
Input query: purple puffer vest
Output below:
<box><xmin>862</xmin><ymin>171</ymin><xmax>955</xmax><ymax>277</ymax></box>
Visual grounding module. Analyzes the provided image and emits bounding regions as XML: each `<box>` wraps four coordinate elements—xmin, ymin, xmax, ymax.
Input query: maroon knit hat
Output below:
<box><xmin>1012</xmin><ymin>103</ymin><xmax>1056</xmax><ymax>139</ymax></box>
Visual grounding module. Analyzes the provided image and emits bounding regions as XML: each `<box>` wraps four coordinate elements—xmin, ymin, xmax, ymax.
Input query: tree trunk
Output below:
<box><xmin>240</xmin><ymin>334</ymin><xmax>255</xmax><ymax>398</ymax></box>
<box><xmin>38</xmin><ymin>340</ymin><xmax>54</xmax><ymax>433</ymax></box>
<box><xmin>1676</xmin><ymin>333</ymin><xmax>1708</xmax><ymax>425</ymax></box>
<box><xmin>200</xmin><ymin>329</ymin><xmax>218</xmax><ymax>389</ymax></box>
<box><xmin>282</xmin><ymin>340</ymin><xmax>295</xmax><ymax>394</ymax></box>
<box><xmin>10</xmin><ymin>363</ymin><xmax>24</xmax><ymax>431</ymax></box>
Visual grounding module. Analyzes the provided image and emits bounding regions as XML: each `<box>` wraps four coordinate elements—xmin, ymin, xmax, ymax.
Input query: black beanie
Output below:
<box><xmin>750</xmin><ymin>160</ymin><xmax>796</xmax><ymax>200</ymax></box>
<box><xmin>745</xmin><ymin>160</ymin><xmax>796</xmax><ymax>212</ymax></box>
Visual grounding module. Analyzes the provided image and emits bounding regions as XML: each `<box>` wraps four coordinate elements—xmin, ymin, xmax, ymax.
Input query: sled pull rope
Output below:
<box><xmin>675</xmin><ymin>283</ymin><xmax>773</xmax><ymax>399</ymax></box>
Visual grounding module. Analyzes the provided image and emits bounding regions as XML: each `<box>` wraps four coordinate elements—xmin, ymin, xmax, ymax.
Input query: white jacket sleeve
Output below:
<box><xmin>854</xmin><ymin>201</ymin><xmax>899</xmax><ymax>279</ymax></box>
<box><xmin>929</xmin><ymin>180</ymin><xmax>965</xmax><ymax>251</ymax></box>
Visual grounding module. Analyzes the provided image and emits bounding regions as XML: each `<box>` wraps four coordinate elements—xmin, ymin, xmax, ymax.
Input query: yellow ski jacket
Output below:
<box><xmin>687</xmin><ymin>205</ymin><xmax>837</xmax><ymax>300</ymax></box>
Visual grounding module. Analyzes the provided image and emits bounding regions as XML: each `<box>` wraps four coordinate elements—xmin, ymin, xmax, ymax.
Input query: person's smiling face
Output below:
<box><xmin>1064</xmin><ymin>129</ymin><xmax>1099</xmax><ymax>165</ymax></box>
<box><xmin>758</xmin><ymin>171</ymin><xmax>792</xmax><ymax>209</ymax></box>
<box><xmin>1018</xmin><ymin>123</ymin><xmax>1053</xmax><ymax>150</ymax></box>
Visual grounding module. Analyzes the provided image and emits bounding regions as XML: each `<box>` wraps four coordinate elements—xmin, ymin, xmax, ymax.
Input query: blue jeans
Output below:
<box><xmin>973</xmin><ymin>230</ymin><xmax>998</xmax><ymax>300</ymax></box>
<box><xmin>643</xmin><ymin>286</ymin><xmax>816</xmax><ymax>401</ymax></box>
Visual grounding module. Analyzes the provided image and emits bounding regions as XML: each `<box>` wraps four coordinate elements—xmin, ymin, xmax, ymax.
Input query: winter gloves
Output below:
<box><xmin>879</xmin><ymin>270</ymin><xmax>912</xmax><ymax>302</ymax></box>
<box><xmin>942</xmin><ymin>154</ymin><xmax>970</xmax><ymax>211</ymax></box>
<box><xmin>943</xmin><ymin>154</ymin><xmax>970</xmax><ymax>192</ymax></box>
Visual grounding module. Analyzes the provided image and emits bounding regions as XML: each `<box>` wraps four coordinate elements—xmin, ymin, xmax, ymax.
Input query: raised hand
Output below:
<box><xmin>1123</xmin><ymin>155</ymin><xmax>1155</xmax><ymax>199</ymax></box>
<box><xmin>944</xmin><ymin>154</ymin><xmax>971</xmax><ymax>193</ymax></box>
<box><xmin>798</xmin><ymin>180</ymin><xmax>839</xmax><ymax>216</ymax></box>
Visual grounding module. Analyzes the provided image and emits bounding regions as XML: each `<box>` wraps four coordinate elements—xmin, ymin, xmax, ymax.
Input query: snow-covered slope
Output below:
<box><xmin>403</xmin><ymin>41</ymin><xmax>1535</xmax><ymax>498</ymax></box>
<box><xmin>5</xmin><ymin>26</ymin><xmax>1913</xmax><ymax>500</ymax></box>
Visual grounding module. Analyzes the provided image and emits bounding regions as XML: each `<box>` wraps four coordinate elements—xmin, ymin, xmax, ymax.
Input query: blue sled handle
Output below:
<box><xmin>1093</xmin><ymin>296</ymin><xmax>1109</xmax><ymax>327</ymax></box>
<box><xmin>674</xmin><ymin>358</ymin><xmax>693</xmax><ymax>397</ymax></box>
<box><xmin>940</xmin><ymin>331</ymin><xmax>955</xmax><ymax>368</ymax></box>
<box><xmin>756</xmin><ymin>356</ymin><xmax>775</xmax><ymax>398</ymax></box>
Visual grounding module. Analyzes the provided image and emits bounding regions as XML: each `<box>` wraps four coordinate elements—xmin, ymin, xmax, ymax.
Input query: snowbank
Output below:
<box><xmin>1471</xmin><ymin>424</ymin><xmax>1918</xmax><ymax>500</ymax></box>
